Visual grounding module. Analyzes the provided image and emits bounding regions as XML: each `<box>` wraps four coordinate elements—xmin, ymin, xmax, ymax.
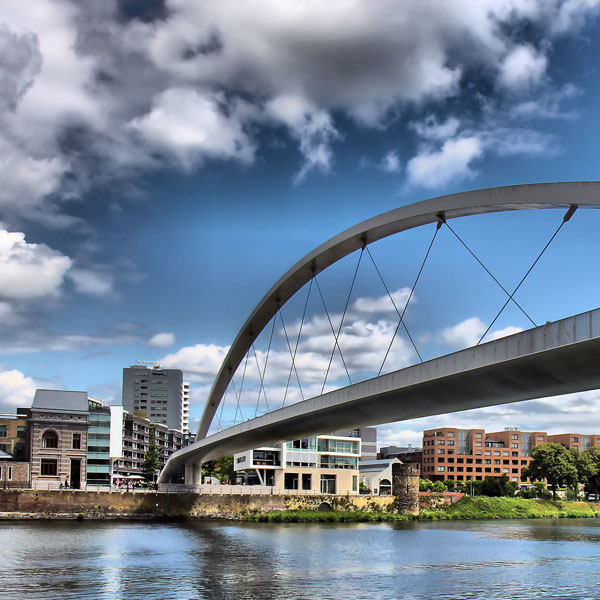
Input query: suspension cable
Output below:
<box><xmin>365</xmin><ymin>245</ymin><xmax>423</xmax><ymax>366</ymax></box>
<box><xmin>443</xmin><ymin>220</ymin><xmax>536</xmax><ymax>328</ymax></box>
<box><xmin>314</xmin><ymin>275</ymin><xmax>352</xmax><ymax>384</ymax></box>
<box><xmin>252</xmin><ymin>343</ymin><xmax>270</xmax><ymax>415</ymax></box>
<box><xmin>253</xmin><ymin>316</ymin><xmax>277</xmax><ymax>417</ymax></box>
<box><xmin>232</xmin><ymin>351</ymin><xmax>249</xmax><ymax>424</ymax></box>
<box><xmin>321</xmin><ymin>247</ymin><xmax>364</xmax><ymax>394</ymax></box>
<box><xmin>477</xmin><ymin>205</ymin><xmax>577</xmax><ymax>345</ymax></box>
<box><xmin>217</xmin><ymin>384</ymin><xmax>228</xmax><ymax>431</ymax></box>
<box><xmin>378</xmin><ymin>224</ymin><xmax>439</xmax><ymax>375</ymax></box>
<box><xmin>279</xmin><ymin>309</ymin><xmax>305</xmax><ymax>402</ymax></box>
<box><xmin>283</xmin><ymin>278</ymin><xmax>313</xmax><ymax>408</ymax></box>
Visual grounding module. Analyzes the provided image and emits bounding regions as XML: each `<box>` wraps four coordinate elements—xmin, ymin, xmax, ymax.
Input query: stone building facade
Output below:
<box><xmin>28</xmin><ymin>390</ymin><xmax>89</xmax><ymax>490</ymax></box>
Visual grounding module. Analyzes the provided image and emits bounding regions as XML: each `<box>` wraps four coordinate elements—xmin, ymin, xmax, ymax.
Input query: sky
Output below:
<box><xmin>2</xmin><ymin>0</ymin><xmax>600</xmax><ymax>448</ymax></box>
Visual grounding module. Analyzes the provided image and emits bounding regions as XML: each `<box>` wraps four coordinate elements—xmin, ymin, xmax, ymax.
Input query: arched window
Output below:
<box><xmin>379</xmin><ymin>478</ymin><xmax>392</xmax><ymax>496</ymax></box>
<box><xmin>42</xmin><ymin>430</ymin><xmax>58</xmax><ymax>449</ymax></box>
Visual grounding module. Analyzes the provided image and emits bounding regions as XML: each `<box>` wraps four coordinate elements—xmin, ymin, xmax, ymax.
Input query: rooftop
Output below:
<box><xmin>32</xmin><ymin>389</ymin><xmax>89</xmax><ymax>414</ymax></box>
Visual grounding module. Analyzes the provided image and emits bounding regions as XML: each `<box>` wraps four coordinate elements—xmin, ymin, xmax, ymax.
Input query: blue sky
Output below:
<box><xmin>2</xmin><ymin>0</ymin><xmax>600</xmax><ymax>446</ymax></box>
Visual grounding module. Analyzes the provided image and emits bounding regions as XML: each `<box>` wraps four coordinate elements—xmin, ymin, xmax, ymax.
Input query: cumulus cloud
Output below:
<box><xmin>148</xmin><ymin>332</ymin><xmax>176</xmax><ymax>348</ymax></box>
<box><xmin>130</xmin><ymin>87</ymin><xmax>255</xmax><ymax>169</ymax></box>
<box><xmin>497</xmin><ymin>44</ymin><xmax>548</xmax><ymax>92</ymax></box>
<box><xmin>442</xmin><ymin>316</ymin><xmax>524</xmax><ymax>348</ymax></box>
<box><xmin>407</xmin><ymin>137</ymin><xmax>483</xmax><ymax>188</ymax></box>
<box><xmin>0</xmin><ymin>228</ymin><xmax>71</xmax><ymax>300</ymax></box>
<box><xmin>0</xmin><ymin>369</ymin><xmax>36</xmax><ymax>411</ymax></box>
<box><xmin>0</xmin><ymin>0</ymin><xmax>595</xmax><ymax>223</ymax></box>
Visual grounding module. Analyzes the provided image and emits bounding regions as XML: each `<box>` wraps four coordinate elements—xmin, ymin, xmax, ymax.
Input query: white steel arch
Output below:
<box><xmin>198</xmin><ymin>181</ymin><xmax>600</xmax><ymax>439</ymax></box>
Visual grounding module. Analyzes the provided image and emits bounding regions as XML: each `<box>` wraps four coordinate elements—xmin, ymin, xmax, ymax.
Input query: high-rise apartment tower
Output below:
<box><xmin>122</xmin><ymin>365</ymin><xmax>184</xmax><ymax>432</ymax></box>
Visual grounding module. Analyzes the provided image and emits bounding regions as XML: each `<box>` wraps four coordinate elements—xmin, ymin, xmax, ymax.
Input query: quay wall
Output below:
<box><xmin>0</xmin><ymin>490</ymin><xmax>403</xmax><ymax>519</ymax></box>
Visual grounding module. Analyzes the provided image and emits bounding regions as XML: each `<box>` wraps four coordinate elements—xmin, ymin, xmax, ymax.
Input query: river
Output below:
<box><xmin>2</xmin><ymin>518</ymin><xmax>600</xmax><ymax>599</ymax></box>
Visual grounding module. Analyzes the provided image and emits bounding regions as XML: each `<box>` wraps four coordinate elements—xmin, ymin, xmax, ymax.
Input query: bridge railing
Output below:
<box><xmin>157</xmin><ymin>483</ymin><xmax>359</xmax><ymax>495</ymax></box>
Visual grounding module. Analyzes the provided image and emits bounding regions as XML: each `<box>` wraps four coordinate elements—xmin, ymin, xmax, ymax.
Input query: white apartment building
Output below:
<box><xmin>182</xmin><ymin>382</ymin><xmax>190</xmax><ymax>435</ymax></box>
<box><xmin>234</xmin><ymin>434</ymin><xmax>361</xmax><ymax>495</ymax></box>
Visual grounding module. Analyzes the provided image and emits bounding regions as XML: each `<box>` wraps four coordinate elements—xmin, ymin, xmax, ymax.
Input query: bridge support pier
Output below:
<box><xmin>184</xmin><ymin>464</ymin><xmax>202</xmax><ymax>486</ymax></box>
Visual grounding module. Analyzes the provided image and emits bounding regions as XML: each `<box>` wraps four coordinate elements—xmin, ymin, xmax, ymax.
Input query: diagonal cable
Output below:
<box><xmin>283</xmin><ymin>278</ymin><xmax>313</xmax><ymax>408</ymax></box>
<box><xmin>321</xmin><ymin>247</ymin><xmax>364</xmax><ymax>394</ymax></box>
<box><xmin>217</xmin><ymin>385</ymin><xmax>228</xmax><ymax>431</ymax></box>
<box><xmin>254</xmin><ymin>317</ymin><xmax>277</xmax><ymax>417</ymax></box>
<box><xmin>314</xmin><ymin>276</ymin><xmax>352</xmax><ymax>384</ymax></box>
<box><xmin>443</xmin><ymin>220</ymin><xmax>536</xmax><ymax>328</ymax></box>
<box><xmin>378</xmin><ymin>225</ymin><xmax>439</xmax><ymax>375</ymax></box>
<box><xmin>279</xmin><ymin>309</ymin><xmax>305</xmax><ymax>402</ymax></box>
<box><xmin>232</xmin><ymin>352</ymin><xmax>249</xmax><ymax>424</ymax></box>
<box><xmin>477</xmin><ymin>205</ymin><xmax>577</xmax><ymax>345</ymax></box>
<box><xmin>365</xmin><ymin>245</ymin><xmax>423</xmax><ymax>366</ymax></box>
<box><xmin>252</xmin><ymin>343</ymin><xmax>270</xmax><ymax>415</ymax></box>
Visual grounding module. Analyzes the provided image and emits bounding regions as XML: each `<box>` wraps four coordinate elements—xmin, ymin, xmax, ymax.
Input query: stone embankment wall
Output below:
<box><xmin>0</xmin><ymin>490</ymin><xmax>410</xmax><ymax>519</ymax></box>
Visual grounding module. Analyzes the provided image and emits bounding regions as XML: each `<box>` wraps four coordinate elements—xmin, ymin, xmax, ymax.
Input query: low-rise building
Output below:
<box><xmin>28</xmin><ymin>389</ymin><xmax>89</xmax><ymax>489</ymax></box>
<box><xmin>234</xmin><ymin>433</ymin><xmax>361</xmax><ymax>495</ymax></box>
<box><xmin>0</xmin><ymin>414</ymin><xmax>29</xmax><ymax>461</ymax></box>
<box><xmin>421</xmin><ymin>427</ymin><xmax>548</xmax><ymax>483</ymax></box>
<box><xmin>0</xmin><ymin>449</ymin><xmax>29</xmax><ymax>488</ymax></box>
<box><xmin>359</xmin><ymin>458</ymin><xmax>401</xmax><ymax>495</ymax></box>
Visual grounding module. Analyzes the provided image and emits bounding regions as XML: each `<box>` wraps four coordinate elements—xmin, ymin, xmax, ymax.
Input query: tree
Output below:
<box><xmin>480</xmin><ymin>475</ymin><xmax>517</xmax><ymax>497</ymax></box>
<box><xmin>431</xmin><ymin>480</ymin><xmax>446</xmax><ymax>493</ymax></box>
<box><xmin>419</xmin><ymin>478</ymin><xmax>433</xmax><ymax>492</ymax></box>
<box><xmin>141</xmin><ymin>433</ymin><xmax>161</xmax><ymax>484</ymax></box>
<box><xmin>202</xmin><ymin>455</ymin><xmax>235</xmax><ymax>484</ymax></box>
<box><xmin>443</xmin><ymin>478</ymin><xmax>456</xmax><ymax>492</ymax></box>
<box><xmin>521</xmin><ymin>443</ymin><xmax>578</xmax><ymax>498</ymax></box>
<box><xmin>580</xmin><ymin>447</ymin><xmax>600</xmax><ymax>496</ymax></box>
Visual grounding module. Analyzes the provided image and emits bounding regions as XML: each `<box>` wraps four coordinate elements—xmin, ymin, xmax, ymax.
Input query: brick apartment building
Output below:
<box><xmin>422</xmin><ymin>427</ymin><xmax>549</xmax><ymax>483</ymax></box>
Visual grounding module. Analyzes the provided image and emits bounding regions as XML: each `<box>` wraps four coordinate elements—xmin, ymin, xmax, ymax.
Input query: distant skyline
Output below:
<box><xmin>2</xmin><ymin>1</ymin><xmax>600</xmax><ymax>447</ymax></box>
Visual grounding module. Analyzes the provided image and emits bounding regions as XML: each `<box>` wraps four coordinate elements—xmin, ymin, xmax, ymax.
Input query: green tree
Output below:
<box><xmin>419</xmin><ymin>478</ymin><xmax>433</xmax><ymax>492</ymax></box>
<box><xmin>431</xmin><ymin>480</ymin><xmax>446</xmax><ymax>493</ymax></box>
<box><xmin>142</xmin><ymin>433</ymin><xmax>161</xmax><ymax>484</ymax></box>
<box><xmin>443</xmin><ymin>478</ymin><xmax>456</xmax><ymax>491</ymax></box>
<box><xmin>580</xmin><ymin>447</ymin><xmax>600</xmax><ymax>496</ymax></box>
<box><xmin>202</xmin><ymin>455</ymin><xmax>236</xmax><ymax>484</ymax></box>
<box><xmin>480</xmin><ymin>475</ymin><xmax>517</xmax><ymax>497</ymax></box>
<box><xmin>521</xmin><ymin>443</ymin><xmax>578</xmax><ymax>498</ymax></box>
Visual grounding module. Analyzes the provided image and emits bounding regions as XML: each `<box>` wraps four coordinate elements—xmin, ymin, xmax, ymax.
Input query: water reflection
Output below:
<box><xmin>1</xmin><ymin>519</ymin><xmax>600</xmax><ymax>599</ymax></box>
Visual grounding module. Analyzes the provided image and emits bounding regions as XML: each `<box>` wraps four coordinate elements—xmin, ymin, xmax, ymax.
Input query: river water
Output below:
<box><xmin>2</xmin><ymin>518</ymin><xmax>600</xmax><ymax>599</ymax></box>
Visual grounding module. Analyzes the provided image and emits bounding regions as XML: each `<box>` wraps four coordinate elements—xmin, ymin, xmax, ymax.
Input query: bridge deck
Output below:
<box><xmin>160</xmin><ymin>308</ymin><xmax>600</xmax><ymax>483</ymax></box>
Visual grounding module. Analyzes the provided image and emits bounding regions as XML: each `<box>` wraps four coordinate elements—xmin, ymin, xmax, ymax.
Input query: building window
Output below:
<box><xmin>320</xmin><ymin>475</ymin><xmax>336</xmax><ymax>494</ymax></box>
<box><xmin>284</xmin><ymin>473</ymin><xmax>298</xmax><ymax>490</ymax></box>
<box><xmin>42</xmin><ymin>430</ymin><xmax>58</xmax><ymax>449</ymax></box>
<box><xmin>0</xmin><ymin>425</ymin><xmax>6</xmax><ymax>438</ymax></box>
<box><xmin>475</xmin><ymin>433</ymin><xmax>482</xmax><ymax>438</ymax></box>
<box><xmin>17</xmin><ymin>426</ymin><xmax>26</xmax><ymax>438</ymax></box>
<box><xmin>41</xmin><ymin>459</ymin><xmax>58</xmax><ymax>476</ymax></box>
<box><xmin>302</xmin><ymin>474</ymin><xmax>312</xmax><ymax>490</ymax></box>
<box><xmin>437</xmin><ymin>466</ymin><xmax>444</xmax><ymax>472</ymax></box>
<box><xmin>512</xmin><ymin>443</ymin><xmax>518</xmax><ymax>448</ymax></box>
<box><xmin>72</xmin><ymin>434</ymin><xmax>81</xmax><ymax>450</ymax></box>
<box><xmin>352</xmin><ymin>475</ymin><xmax>358</xmax><ymax>492</ymax></box>
<box><xmin>512</xmin><ymin>434</ymin><xmax>519</xmax><ymax>440</ymax></box>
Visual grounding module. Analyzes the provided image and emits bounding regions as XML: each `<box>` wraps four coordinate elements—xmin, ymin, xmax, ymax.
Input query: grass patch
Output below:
<box><xmin>242</xmin><ymin>498</ymin><xmax>600</xmax><ymax>523</ymax></box>
<box><xmin>421</xmin><ymin>496</ymin><xmax>600</xmax><ymax>520</ymax></box>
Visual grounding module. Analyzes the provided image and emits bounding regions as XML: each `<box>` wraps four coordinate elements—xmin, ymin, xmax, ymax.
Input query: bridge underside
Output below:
<box><xmin>160</xmin><ymin>308</ymin><xmax>600</xmax><ymax>484</ymax></box>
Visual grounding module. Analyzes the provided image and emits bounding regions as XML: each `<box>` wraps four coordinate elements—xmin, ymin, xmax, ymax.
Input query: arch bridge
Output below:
<box><xmin>160</xmin><ymin>182</ymin><xmax>600</xmax><ymax>485</ymax></box>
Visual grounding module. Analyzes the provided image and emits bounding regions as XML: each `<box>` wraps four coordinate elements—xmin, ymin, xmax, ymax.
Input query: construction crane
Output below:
<box><xmin>136</xmin><ymin>359</ymin><xmax>161</xmax><ymax>368</ymax></box>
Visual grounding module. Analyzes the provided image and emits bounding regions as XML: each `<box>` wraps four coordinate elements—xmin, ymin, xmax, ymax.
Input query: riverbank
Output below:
<box><xmin>243</xmin><ymin>496</ymin><xmax>600</xmax><ymax>522</ymax></box>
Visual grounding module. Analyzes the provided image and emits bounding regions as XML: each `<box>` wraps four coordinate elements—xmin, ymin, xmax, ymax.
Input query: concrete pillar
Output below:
<box><xmin>193</xmin><ymin>464</ymin><xmax>202</xmax><ymax>485</ymax></box>
<box><xmin>391</xmin><ymin>463</ymin><xmax>420</xmax><ymax>515</ymax></box>
<box><xmin>184</xmin><ymin>464</ymin><xmax>194</xmax><ymax>485</ymax></box>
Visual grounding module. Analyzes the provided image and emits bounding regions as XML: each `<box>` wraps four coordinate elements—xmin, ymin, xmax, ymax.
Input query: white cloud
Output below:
<box><xmin>352</xmin><ymin>288</ymin><xmax>411</xmax><ymax>314</ymax></box>
<box><xmin>67</xmin><ymin>267</ymin><xmax>114</xmax><ymax>297</ymax></box>
<box><xmin>379</xmin><ymin>150</ymin><xmax>401</xmax><ymax>173</ymax></box>
<box><xmin>489</xmin><ymin>325</ymin><xmax>523</xmax><ymax>340</ymax></box>
<box><xmin>407</xmin><ymin>136</ymin><xmax>483</xmax><ymax>188</ymax></box>
<box><xmin>498</xmin><ymin>44</ymin><xmax>548</xmax><ymax>92</ymax></box>
<box><xmin>0</xmin><ymin>228</ymin><xmax>71</xmax><ymax>300</ymax></box>
<box><xmin>130</xmin><ymin>87</ymin><xmax>255</xmax><ymax>169</ymax></box>
<box><xmin>442</xmin><ymin>316</ymin><xmax>486</xmax><ymax>348</ymax></box>
<box><xmin>148</xmin><ymin>332</ymin><xmax>176</xmax><ymax>348</ymax></box>
<box><xmin>0</xmin><ymin>369</ymin><xmax>36</xmax><ymax>411</ymax></box>
<box><xmin>160</xmin><ymin>343</ymin><xmax>230</xmax><ymax>383</ymax></box>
